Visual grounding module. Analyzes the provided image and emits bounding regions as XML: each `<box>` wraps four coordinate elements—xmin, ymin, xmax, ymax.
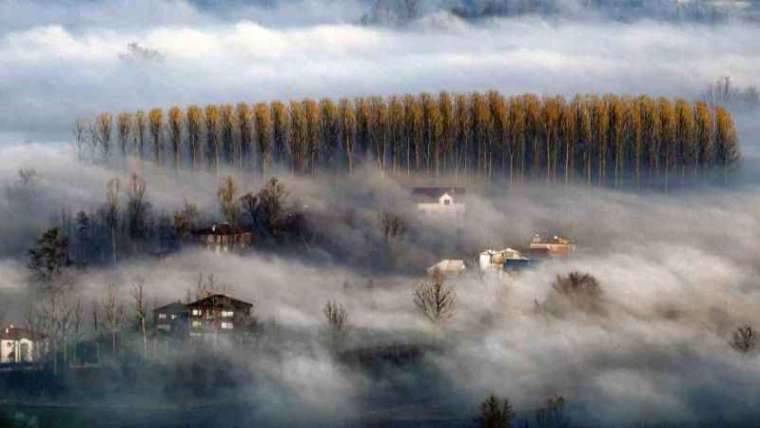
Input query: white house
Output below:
<box><xmin>412</xmin><ymin>187</ymin><xmax>466</xmax><ymax>217</ymax></box>
<box><xmin>1</xmin><ymin>325</ymin><xmax>47</xmax><ymax>364</ymax></box>
<box><xmin>479</xmin><ymin>248</ymin><xmax>527</xmax><ymax>271</ymax></box>
<box><xmin>427</xmin><ymin>259</ymin><xmax>467</xmax><ymax>277</ymax></box>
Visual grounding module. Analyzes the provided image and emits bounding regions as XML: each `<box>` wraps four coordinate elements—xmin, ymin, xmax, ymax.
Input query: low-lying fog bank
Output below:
<box><xmin>1</xmin><ymin>141</ymin><xmax>759</xmax><ymax>427</ymax></box>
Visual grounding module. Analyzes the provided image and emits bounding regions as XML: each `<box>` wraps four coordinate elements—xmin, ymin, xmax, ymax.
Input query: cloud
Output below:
<box><xmin>1</xmin><ymin>4</ymin><xmax>759</xmax><ymax>144</ymax></box>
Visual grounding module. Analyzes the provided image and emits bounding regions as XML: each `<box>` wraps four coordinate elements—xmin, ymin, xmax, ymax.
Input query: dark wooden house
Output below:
<box><xmin>185</xmin><ymin>294</ymin><xmax>254</xmax><ymax>338</ymax></box>
<box><xmin>153</xmin><ymin>301</ymin><xmax>189</xmax><ymax>337</ymax></box>
<box><xmin>191</xmin><ymin>223</ymin><xmax>254</xmax><ymax>253</ymax></box>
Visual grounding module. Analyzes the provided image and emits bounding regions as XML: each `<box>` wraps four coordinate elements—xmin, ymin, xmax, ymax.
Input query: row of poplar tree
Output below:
<box><xmin>80</xmin><ymin>91</ymin><xmax>740</xmax><ymax>188</ymax></box>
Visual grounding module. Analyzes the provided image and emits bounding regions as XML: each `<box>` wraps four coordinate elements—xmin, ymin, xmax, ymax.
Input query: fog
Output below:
<box><xmin>1</xmin><ymin>1</ymin><xmax>760</xmax><ymax>427</ymax></box>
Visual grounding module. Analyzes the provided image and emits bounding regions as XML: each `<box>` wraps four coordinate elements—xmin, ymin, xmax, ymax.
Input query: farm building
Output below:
<box><xmin>529</xmin><ymin>234</ymin><xmax>576</xmax><ymax>257</ymax></box>
<box><xmin>0</xmin><ymin>325</ymin><xmax>47</xmax><ymax>364</ymax></box>
<box><xmin>411</xmin><ymin>187</ymin><xmax>466</xmax><ymax>217</ymax></box>
<box><xmin>427</xmin><ymin>259</ymin><xmax>467</xmax><ymax>276</ymax></box>
<box><xmin>191</xmin><ymin>223</ymin><xmax>253</xmax><ymax>253</ymax></box>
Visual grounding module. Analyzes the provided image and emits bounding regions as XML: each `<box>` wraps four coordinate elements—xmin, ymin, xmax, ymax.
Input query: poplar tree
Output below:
<box><xmin>338</xmin><ymin>98</ymin><xmax>356</xmax><ymax>173</ymax></box>
<box><xmin>558</xmin><ymin>99</ymin><xmax>576</xmax><ymax>184</ymax></box>
<box><xmin>237</xmin><ymin>103</ymin><xmax>252</xmax><ymax>171</ymax></box>
<box><xmin>254</xmin><ymin>102</ymin><xmax>273</xmax><ymax>175</ymax></box>
<box><xmin>591</xmin><ymin>96</ymin><xmax>609</xmax><ymax>186</ymax></box>
<box><xmin>693</xmin><ymin>101</ymin><xmax>714</xmax><ymax>175</ymax></box>
<box><xmin>220</xmin><ymin>104</ymin><xmax>235</xmax><ymax>166</ymax></box>
<box><xmin>674</xmin><ymin>98</ymin><xmax>695</xmax><ymax>181</ymax></box>
<box><xmin>628</xmin><ymin>98</ymin><xmax>643</xmax><ymax>188</ymax></box>
<box><xmin>639</xmin><ymin>96</ymin><xmax>660</xmax><ymax>183</ymax></box>
<box><xmin>168</xmin><ymin>106</ymin><xmax>182</xmax><ymax>171</ymax></box>
<box><xmin>658</xmin><ymin>97</ymin><xmax>676</xmax><ymax>191</ymax></box>
<box><xmin>438</xmin><ymin>92</ymin><xmax>455</xmax><ymax>175</ymax></box>
<box><xmin>714</xmin><ymin>106</ymin><xmax>740</xmax><ymax>182</ymax></box>
<box><xmin>116</xmin><ymin>112</ymin><xmax>131</xmax><ymax>161</ymax></box>
<box><xmin>573</xmin><ymin>96</ymin><xmax>593</xmax><ymax>184</ymax></box>
<box><xmin>454</xmin><ymin>94</ymin><xmax>471</xmax><ymax>177</ymax></box>
<box><xmin>403</xmin><ymin>95</ymin><xmax>422</xmax><ymax>174</ymax></box>
<box><xmin>186</xmin><ymin>105</ymin><xmax>202</xmax><ymax>169</ymax></box>
<box><xmin>148</xmin><ymin>108</ymin><xmax>162</xmax><ymax>165</ymax></box>
<box><xmin>271</xmin><ymin>101</ymin><xmax>289</xmax><ymax>166</ymax></box>
<box><xmin>388</xmin><ymin>96</ymin><xmax>405</xmax><ymax>173</ymax></box>
<box><xmin>488</xmin><ymin>91</ymin><xmax>508</xmax><ymax>179</ymax></box>
<box><xmin>508</xmin><ymin>96</ymin><xmax>526</xmax><ymax>184</ymax></box>
<box><xmin>369</xmin><ymin>96</ymin><xmax>388</xmax><ymax>169</ymax></box>
<box><xmin>355</xmin><ymin>97</ymin><xmax>371</xmax><ymax>160</ymax></box>
<box><xmin>319</xmin><ymin>98</ymin><xmax>339</xmax><ymax>171</ymax></box>
<box><xmin>289</xmin><ymin>101</ymin><xmax>306</xmax><ymax>173</ymax></box>
<box><xmin>134</xmin><ymin>110</ymin><xmax>146</xmax><ymax>162</ymax></box>
<box><xmin>96</xmin><ymin>113</ymin><xmax>113</xmax><ymax>162</ymax></box>
<box><xmin>204</xmin><ymin>105</ymin><xmax>220</xmax><ymax>173</ymax></box>
<box><xmin>608</xmin><ymin>95</ymin><xmax>626</xmax><ymax>188</ymax></box>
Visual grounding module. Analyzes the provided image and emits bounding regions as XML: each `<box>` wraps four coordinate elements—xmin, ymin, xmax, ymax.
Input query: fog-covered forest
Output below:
<box><xmin>1</xmin><ymin>0</ymin><xmax>759</xmax><ymax>427</ymax></box>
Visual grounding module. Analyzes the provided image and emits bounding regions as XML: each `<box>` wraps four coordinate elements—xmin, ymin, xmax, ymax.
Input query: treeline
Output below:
<box><xmin>27</xmin><ymin>175</ymin><xmax>310</xmax><ymax>276</ymax></box>
<box><xmin>79</xmin><ymin>91</ymin><xmax>740</xmax><ymax>188</ymax></box>
<box><xmin>367</xmin><ymin>0</ymin><xmax>755</xmax><ymax>24</ymax></box>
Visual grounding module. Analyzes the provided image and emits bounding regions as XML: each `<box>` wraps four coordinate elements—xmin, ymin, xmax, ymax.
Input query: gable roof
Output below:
<box><xmin>153</xmin><ymin>301</ymin><xmax>188</xmax><ymax>314</ymax></box>
<box><xmin>1</xmin><ymin>325</ymin><xmax>47</xmax><ymax>341</ymax></box>
<box><xmin>186</xmin><ymin>294</ymin><xmax>253</xmax><ymax>310</ymax></box>
<box><xmin>411</xmin><ymin>187</ymin><xmax>466</xmax><ymax>202</ymax></box>
<box><xmin>427</xmin><ymin>259</ymin><xmax>466</xmax><ymax>273</ymax></box>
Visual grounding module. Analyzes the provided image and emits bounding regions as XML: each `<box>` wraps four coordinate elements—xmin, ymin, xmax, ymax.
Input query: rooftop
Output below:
<box><xmin>411</xmin><ymin>187</ymin><xmax>466</xmax><ymax>202</ymax></box>
<box><xmin>1</xmin><ymin>325</ymin><xmax>47</xmax><ymax>341</ymax></box>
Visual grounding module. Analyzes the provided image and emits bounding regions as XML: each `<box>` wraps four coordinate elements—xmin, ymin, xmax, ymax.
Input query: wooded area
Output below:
<box><xmin>79</xmin><ymin>91</ymin><xmax>740</xmax><ymax>188</ymax></box>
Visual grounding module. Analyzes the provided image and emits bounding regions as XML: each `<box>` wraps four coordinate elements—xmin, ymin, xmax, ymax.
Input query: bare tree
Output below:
<box><xmin>193</xmin><ymin>273</ymin><xmax>230</xmax><ymax>300</ymax></box>
<box><xmin>126</xmin><ymin>174</ymin><xmax>149</xmax><ymax>251</ymax></box>
<box><xmin>535</xmin><ymin>395</ymin><xmax>570</xmax><ymax>428</ymax></box>
<box><xmin>477</xmin><ymin>394</ymin><xmax>513</xmax><ymax>428</ymax></box>
<box><xmin>547</xmin><ymin>271</ymin><xmax>604</xmax><ymax>315</ymax></box>
<box><xmin>413</xmin><ymin>270</ymin><xmax>456</xmax><ymax>323</ymax></box>
<box><xmin>217</xmin><ymin>175</ymin><xmax>240</xmax><ymax>225</ymax></box>
<box><xmin>323</xmin><ymin>300</ymin><xmax>348</xmax><ymax>332</ymax></box>
<box><xmin>552</xmin><ymin>272</ymin><xmax>601</xmax><ymax>297</ymax></box>
<box><xmin>731</xmin><ymin>325</ymin><xmax>756</xmax><ymax>354</ymax></box>
<box><xmin>130</xmin><ymin>276</ymin><xmax>149</xmax><ymax>358</ymax></box>
<box><xmin>25</xmin><ymin>287</ymin><xmax>78</xmax><ymax>374</ymax></box>
<box><xmin>379</xmin><ymin>211</ymin><xmax>406</xmax><ymax>242</ymax></box>
<box><xmin>95</xmin><ymin>113</ymin><xmax>113</xmax><ymax>161</ymax></box>
<box><xmin>105</xmin><ymin>178</ymin><xmax>121</xmax><ymax>266</ymax></box>
<box><xmin>72</xmin><ymin>119</ymin><xmax>88</xmax><ymax>161</ymax></box>
<box><xmin>102</xmin><ymin>283</ymin><xmax>125</xmax><ymax>356</ymax></box>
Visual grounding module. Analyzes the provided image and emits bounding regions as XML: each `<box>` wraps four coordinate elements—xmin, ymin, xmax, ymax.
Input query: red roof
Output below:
<box><xmin>1</xmin><ymin>325</ymin><xmax>47</xmax><ymax>341</ymax></box>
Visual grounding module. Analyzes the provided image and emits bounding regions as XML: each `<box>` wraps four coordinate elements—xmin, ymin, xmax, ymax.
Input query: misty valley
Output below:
<box><xmin>1</xmin><ymin>1</ymin><xmax>760</xmax><ymax>427</ymax></box>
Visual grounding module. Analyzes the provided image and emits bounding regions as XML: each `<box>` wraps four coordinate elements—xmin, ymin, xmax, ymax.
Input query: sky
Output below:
<box><xmin>1</xmin><ymin>0</ymin><xmax>759</xmax><ymax>144</ymax></box>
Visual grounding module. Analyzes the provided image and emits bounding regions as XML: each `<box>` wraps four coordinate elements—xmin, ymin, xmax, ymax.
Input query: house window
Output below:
<box><xmin>158</xmin><ymin>313</ymin><xmax>167</xmax><ymax>320</ymax></box>
<box><xmin>170</xmin><ymin>314</ymin><xmax>177</xmax><ymax>320</ymax></box>
<box><xmin>221</xmin><ymin>322</ymin><xmax>233</xmax><ymax>330</ymax></box>
<box><xmin>443</xmin><ymin>199</ymin><xmax>450</xmax><ymax>205</ymax></box>
<box><xmin>192</xmin><ymin>309</ymin><xmax>202</xmax><ymax>316</ymax></box>
<box><xmin>191</xmin><ymin>320</ymin><xmax>202</xmax><ymax>328</ymax></box>
<box><xmin>221</xmin><ymin>311</ymin><xmax>234</xmax><ymax>318</ymax></box>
